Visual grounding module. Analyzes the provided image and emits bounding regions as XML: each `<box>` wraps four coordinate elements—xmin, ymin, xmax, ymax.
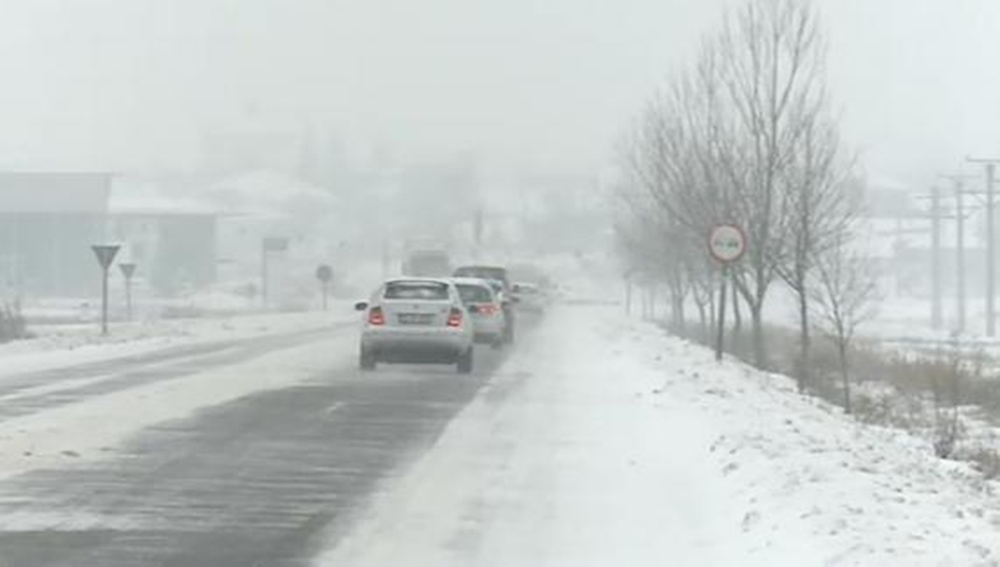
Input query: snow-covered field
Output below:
<box><xmin>318</xmin><ymin>304</ymin><xmax>1000</xmax><ymax>566</ymax></box>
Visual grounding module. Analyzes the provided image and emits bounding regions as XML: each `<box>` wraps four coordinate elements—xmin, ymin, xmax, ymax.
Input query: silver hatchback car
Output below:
<box><xmin>355</xmin><ymin>278</ymin><xmax>475</xmax><ymax>373</ymax></box>
<box><xmin>452</xmin><ymin>277</ymin><xmax>507</xmax><ymax>349</ymax></box>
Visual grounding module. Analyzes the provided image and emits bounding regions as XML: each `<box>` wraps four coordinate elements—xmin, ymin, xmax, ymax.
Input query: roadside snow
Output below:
<box><xmin>0</xmin><ymin>307</ymin><xmax>357</xmax><ymax>379</ymax></box>
<box><xmin>640</xmin><ymin>329</ymin><xmax>1000</xmax><ymax>565</ymax></box>
<box><xmin>317</xmin><ymin>305</ymin><xmax>1000</xmax><ymax>566</ymax></box>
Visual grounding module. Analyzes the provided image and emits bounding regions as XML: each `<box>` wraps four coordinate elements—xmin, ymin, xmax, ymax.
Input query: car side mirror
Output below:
<box><xmin>354</xmin><ymin>301</ymin><xmax>369</xmax><ymax>312</ymax></box>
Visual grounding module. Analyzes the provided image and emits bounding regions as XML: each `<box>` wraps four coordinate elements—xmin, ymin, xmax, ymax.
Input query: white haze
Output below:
<box><xmin>0</xmin><ymin>0</ymin><xmax>997</xmax><ymax>185</ymax></box>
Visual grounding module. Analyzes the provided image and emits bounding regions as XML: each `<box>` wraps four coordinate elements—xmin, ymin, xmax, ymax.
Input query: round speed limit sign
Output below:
<box><xmin>709</xmin><ymin>224</ymin><xmax>747</xmax><ymax>263</ymax></box>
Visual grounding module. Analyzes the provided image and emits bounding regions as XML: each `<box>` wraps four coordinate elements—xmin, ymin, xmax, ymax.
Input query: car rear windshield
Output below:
<box><xmin>383</xmin><ymin>281</ymin><xmax>450</xmax><ymax>300</ymax></box>
<box><xmin>454</xmin><ymin>266</ymin><xmax>507</xmax><ymax>283</ymax></box>
<box><xmin>456</xmin><ymin>284</ymin><xmax>493</xmax><ymax>304</ymax></box>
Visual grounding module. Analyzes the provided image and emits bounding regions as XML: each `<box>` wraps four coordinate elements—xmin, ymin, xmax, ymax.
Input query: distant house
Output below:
<box><xmin>0</xmin><ymin>172</ymin><xmax>112</xmax><ymax>296</ymax></box>
<box><xmin>109</xmin><ymin>186</ymin><xmax>218</xmax><ymax>295</ymax></box>
<box><xmin>0</xmin><ymin>172</ymin><xmax>219</xmax><ymax>297</ymax></box>
<box><xmin>206</xmin><ymin>169</ymin><xmax>340</xmax><ymax>271</ymax></box>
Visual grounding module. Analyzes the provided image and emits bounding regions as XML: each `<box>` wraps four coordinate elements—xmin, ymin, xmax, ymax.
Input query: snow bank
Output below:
<box><xmin>0</xmin><ymin>307</ymin><xmax>357</xmax><ymax>380</ymax></box>
<box><xmin>634</xmin><ymin>323</ymin><xmax>1000</xmax><ymax>565</ymax></box>
<box><xmin>316</xmin><ymin>305</ymin><xmax>1000</xmax><ymax>566</ymax></box>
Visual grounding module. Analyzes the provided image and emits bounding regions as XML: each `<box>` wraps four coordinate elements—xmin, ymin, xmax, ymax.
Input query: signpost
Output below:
<box><xmin>261</xmin><ymin>237</ymin><xmax>289</xmax><ymax>309</ymax></box>
<box><xmin>91</xmin><ymin>244</ymin><xmax>121</xmax><ymax>336</ymax></box>
<box><xmin>708</xmin><ymin>225</ymin><xmax>747</xmax><ymax>362</ymax></box>
<box><xmin>119</xmin><ymin>262</ymin><xmax>137</xmax><ymax>321</ymax></box>
<box><xmin>316</xmin><ymin>264</ymin><xmax>334</xmax><ymax>311</ymax></box>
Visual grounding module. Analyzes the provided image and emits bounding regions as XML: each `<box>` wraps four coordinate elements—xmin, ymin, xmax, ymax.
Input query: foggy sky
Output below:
<box><xmin>1</xmin><ymin>0</ymin><xmax>998</xmax><ymax>186</ymax></box>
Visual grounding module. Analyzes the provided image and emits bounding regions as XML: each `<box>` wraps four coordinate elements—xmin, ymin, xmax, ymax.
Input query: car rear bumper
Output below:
<box><xmin>471</xmin><ymin>315</ymin><xmax>504</xmax><ymax>338</ymax></box>
<box><xmin>473</xmin><ymin>332</ymin><xmax>503</xmax><ymax>344</ymax></box>
<box><xmin>362</xmin><ymin>329</ymin><xmax>469</xmax><ymax>363</ymax></box>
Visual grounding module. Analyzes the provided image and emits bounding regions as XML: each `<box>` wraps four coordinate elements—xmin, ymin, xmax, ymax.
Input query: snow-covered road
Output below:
<box><xmin>0</xmin><ymin>310</ymin><xmax>530</xmax><ymax>565</ymax></box>
<box><xmin>1</xmin><ymin>304</ymin><xmax>998</xmax><ymax>565</ymax></box>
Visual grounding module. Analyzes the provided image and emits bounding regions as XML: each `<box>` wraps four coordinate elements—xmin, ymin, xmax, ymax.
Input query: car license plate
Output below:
<box><xmin>398</xmin><ymin>313</ymin><xmax>434</xmax><ymax>325</ymax></box>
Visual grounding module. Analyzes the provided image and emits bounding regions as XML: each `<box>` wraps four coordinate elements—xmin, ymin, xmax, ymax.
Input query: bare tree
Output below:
<box><xmin>615</xmin><ymin>0</ymin><xmax>852</xmax><ymax>375</ymax></box>
<box><xmin>928</xmin><ymin>339</ymin><xmax>965</xmax><ymax>458</ymax></box>
<box><xmin>716</xmin><ymin>0</ymin><xmax>833</xmax><ymax>368</ymax></box>
<box><xmin>811</xmin><ymin>234</ymin><xmax>878</xmax><ymax>414</ymax></box>
<box><xmin>777</xmin><ymin>123</ymin><xmax>859</xmax><ymax>392</ymax></box>
<box><xmin>690</xmin><ymin>256</ymin><xmax>718</xmax><ymax>341</ymax></box>
<box><xmin>612</xmin><ymin>163</ymin><xmax>690</xmax><ymax>330</ymax></box>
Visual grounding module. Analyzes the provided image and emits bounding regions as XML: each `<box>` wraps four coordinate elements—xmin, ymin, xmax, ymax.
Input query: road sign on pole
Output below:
<box><xmin>119</xmin><ymin>262</ymin><xmax>137</xmax><ymax>321</ymax></box>
<box><xmin>708</xmin><ymin>225</ymin><xmax>747</xmax><ymax>362</ymax></box>
<box><xmin>92</xmin><ymin>245</ymin><xmax>120</xmax><ymax>271</ymax></box>
<box><xmin>91</xmin><ymin>244</ymin><xmax>121</xmax><ymax>336</ymax></box>
<box><xmin>316</xmin><ymin>264</ymin><xmax>333</xmax><ymax>311</ymax></box>
<box><xmin>709</xmin><ymin>224</ymin><xmax>747</xmax><ymax>263</ymax></box>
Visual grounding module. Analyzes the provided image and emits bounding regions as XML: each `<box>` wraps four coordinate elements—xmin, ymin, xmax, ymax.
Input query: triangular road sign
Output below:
<box><xmin>119</xmin><ymin>262</ymin><xmax>137</xmax><ymax>279</ymax></box>
<box><xmin>92</xmin><ymin>245</ymin><xmax>121</xmax><ymax>270</ymax></box>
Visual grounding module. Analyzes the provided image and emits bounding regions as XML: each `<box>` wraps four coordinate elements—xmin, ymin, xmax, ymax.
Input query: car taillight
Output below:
<box><xmin>368</xmin><ymin>306</ymin><xmax>385</xmax><ymax>326</ymax></box>
<box><xmin>447</xmin><ymin>308</ymin><xmax>463</xmax><ymax>327</ymax></box>
<box><xmin>478</xmin><ymin>304</ymin><xmax>498</xmax><ymax>316</ymax></box>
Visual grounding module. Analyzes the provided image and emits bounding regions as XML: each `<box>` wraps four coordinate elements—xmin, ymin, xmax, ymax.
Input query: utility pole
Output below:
<box><xmin>954</xmin><ymin>183</ymin><xmax>966</xmax><ymax>333</ymax></box>
<box><xmin>940</xmin><ymin>173</ymin><xmax>979</xmax><ymax>333</ymax></box>
<box><xmin>930</xmin><ymin>185</ymin><xmax>942</xmax><ymax>330</ymax></box>
<box><xmin>967</xmin><ymin>157</ymin><xmax>1000</xmax><ymax>336</ymax></box>
<box><xmin>912</xmin><ymin>191</ymin><xmax>958</xmax><ymax>331</ymax></box>
<box><xmin>894</xmin><ymin>209</ymin><xmax>904</xmax><ymax>297</ymax></box>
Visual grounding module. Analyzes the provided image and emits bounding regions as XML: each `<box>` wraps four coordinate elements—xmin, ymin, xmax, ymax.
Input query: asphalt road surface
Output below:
<box><xmin>0</xmin><ymin>317</ymin><xmax>538</xmax><ymax>566</ymax></box>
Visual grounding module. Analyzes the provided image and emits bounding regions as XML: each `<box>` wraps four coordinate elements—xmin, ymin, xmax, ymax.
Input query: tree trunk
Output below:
<box><xmin>838</xmin><ymin>340</ymin><xmax>851</xmax><ymax>414</ymax></box>
<box><xmin>708</xmin><ymin>288</ymin><xmax>717</xmax><ymax>337</ymax></box>
<box><xmin>668</xmin><ymin>285</ymin><xmax>678</xmax><ymax>327</ymax></box>
<box><xmin>731</xmin><ymin>281</ymin><xmax>742</xmax><ymax>332</ymax></box>
<box><xmin>750</xmin><ymin>302</ymin><xmax>766</xmax><ymax>368</ymax></box>
<box><xmin>673</xmin><ymin>295</ymin><xmax>686</xmax><ymax>333</ymax></box>
<box><xmin>625</xmin><ymin>279</ymin><xmax>633</xmax><ymax>316</ymax></box>
<box><xmin>669</xmin><ymin>277</ymin><xmax>686</xmax><ymax>333</ymax></box>
<box><xmin>696</xmin><ymin>301</ymin><xmax>707</xmax><ymax>341</ymax></box>
<box><xmin>797</xmin><ymin>281</ymin><xmax>811</xmax><ymax>393</ymax></box>
<box><xmin>649</xmin><ymin>286</ymin><xmax>657</xmax><ymax>319</ymax></box>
